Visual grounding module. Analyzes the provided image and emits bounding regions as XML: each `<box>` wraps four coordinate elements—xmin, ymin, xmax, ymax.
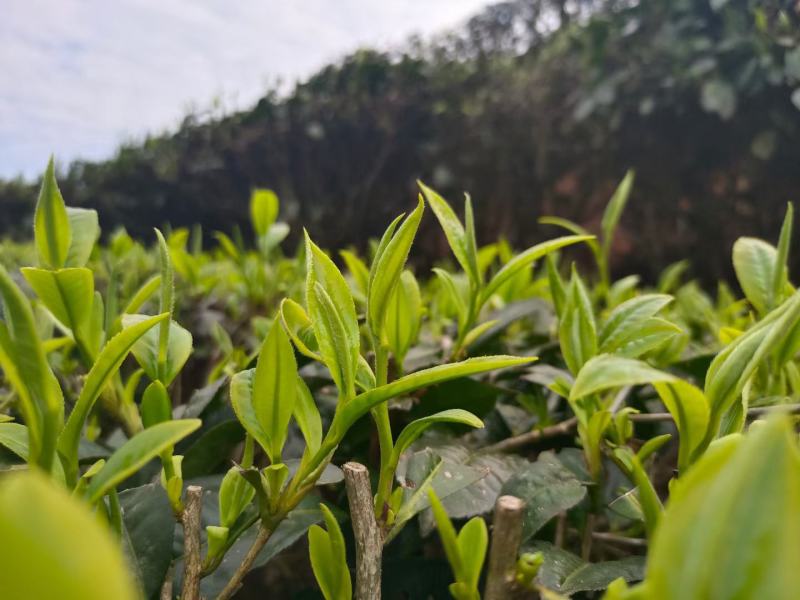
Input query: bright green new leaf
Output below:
<box><xmin>391</xmin><ymin>409</ymin><xmax>483</xmax><ymax>467</ymax></box>
<box><xmin>33</xmin><ymin>157</ymin><xmax>72</xmax><ymax>269</ymax></box>
<box><xmin>609</xmin><ymin>318</ymin><xmax>682</xmax><ymax>359</ymax></box>
<box><xmin>429</xmin><ymin>488</ymin><xmax>464</xmax><ymax>582</ymax></box>
<box><xmin>570</xmin><ymin>355</ymin><xmax>676</xmax><ymax>401</ymax></box>
<box><xmin>559</xmin><ymin>271</ymin><xmax>597</xmax><ymax>375</ymax></box>
<box><xmin>733</xmin><ymin>237</ymin><xmax>778</xmax><ymax>315</ymax></box>
<box><xmin>599</xmin><ymin>294</ymin><xmax>673</xmax><ymax>351</ymax></box>
<box><xmin>385</xmin><ymin>270</ymin><xmax>422</xmax><ymax>367</ymax></box>
<box><xmin>86</xmin><ymin>419</ymin><xmax>201</xmax><ymax>503</ymax></box>
<box><xmin>483</xmin><ymin>235</ymin><xmax>595</xmax><ymax>303</ymax></box>
<box><xmin>367</xmin><ymin>197</ymin><xmax>424</xmax><ymax>338</ymax></box>
<box><xmin>294</xmin><ymin>376</ymin><xmax>322</xmax><ymax>455</ymax></box>
<box><xmin>653</xmin><ymin>381</ymin><xmax>709</xmax><ymax>471</ymax></box>
<box><xmin>705</xmin><ymin>290</ymin><xmax>800</xmax><ymax>433</ymax></box>
<box><xmin>308</xmin><ymin>504</ymin><xmax>352</xmax><ymax>600</ymax></box>
<box><xmin>0</xmin><ymin>265</ymin><xmax>63</xmax><ymax>471</ymax></box>
<box><xmin>418</xmin><ymin>181</ymin><xmax>480</xmax><ymax>286</ymax></box>
<box><xmin>122</xmin><ymin>314</ymin><xmax>193</xmax><ymax>386</ymax></box>
<box><xmin>601</xmin><ymin>170</ymin><xmax>635</xmax><ymax>251</ymax></box>
<box><xmin>59</xmin><ymin>312</ymin><xmax>168</xmax><ymax>482</ymax></box>
<box><xmin>230</xmin><ymin>369</ymin><xmax>271</xmax><ymax>455</ymax></box>
<box><xmin>305</xmin><ymin>233</ymin><xmax>359</xmax><ymax>398</ymax></box>
<box><xmin>331</xmin><ymin>355</ymin><xmax>534</xmax><ymax>438</ymax></box>
<box><xmin>251</xmin><ymin>189</ymin><xmax>280</xmax><ymax>237</ymax></box>
<box><xmin>0</xmin><ymin>472</ymin><xmax>139</xmax><ymax>600</ymax></box>
<box><xmin>340</xmin><ymin>249</ymin><xmax>370</xmax><ymax>297</ymax></box>
<box><xmin>310</xmin><ymin>282</ymin><xmax>357</xmax><ymax>398</ymax></box>
<box><xmin>642</xmin><ymin>416</ymin><xmax>800</xmax><ymax>599</ymax></box>
<box><xmin>252</xmin><ymin>320</ymin><xmax>297</xmax><ymax>462</ymax></box>
<box><xmin>433</xmin><ymin>267</ymin><xmax>467</xmax><ymax>327</ymax></box>
<box><xmin>280</xmin><ymin>298</ymin><xmax>321</xmax><ymax>360</ymax></box>
<box><xmin>219</xmin><ymin>466</ymin><xmax>256</xmax><ymax>529</ymax></box>
<box><xmin>772</xmin><ymin>202</ymin><xmax>793</xmax><ymax>304</ymax></box>
<box><xmin>0</xmin><ymin>422</ymin><xmax>29</xmax><ymax>459</ymax></box>
<box><xmin>65</xmin><ymin>207</ymin><xmax>100</xmax><ymax>268</ymax></box>
<box><xmin>21</xmin><ymin>267</ymin><xmax>94</xmax><ymax>336</ymax></box>
<box><xmin>141</xmin><ymin>380</ymin><xmax>172</xmax><ymax>428</ymax></box>
<box><xmin>457</xmin><ymin>516</ymin><xmax>488</xmax><ymax>591</ymax></box>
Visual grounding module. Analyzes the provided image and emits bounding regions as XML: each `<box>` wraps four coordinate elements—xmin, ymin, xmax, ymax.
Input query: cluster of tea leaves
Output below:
<box><xmin>1</xmin><ymin>162</ymin><xmax>799</xmax><ymax>600</ymax></box>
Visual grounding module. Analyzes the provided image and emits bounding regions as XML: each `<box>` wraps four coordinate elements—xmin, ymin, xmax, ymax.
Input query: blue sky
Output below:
<box><xmin>0</xmin><ymin>0</ymin><xmax>491</xmax><ymax>179</ymax></box>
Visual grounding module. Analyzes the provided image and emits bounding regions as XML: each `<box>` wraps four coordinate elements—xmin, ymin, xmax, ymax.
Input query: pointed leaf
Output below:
<box><xmin>367</xmin><ymin>198</ymin><xmax>424</xmax><ymax>337</ymax></box>
<box><xmin>483</xmin><ymin>235</ymin><xmax>595</xmax><ymax>303</ymax></box>
<box><xmin>34</xmin><ymin>157</ymin><xmax>71</xmax><ymax>269</ymax></box>
<box><xmin>21</xmin><ymin>267</ymin><xmax>94</xmax><ymax>335</ymax></box>
<box><xmin>252</xmin><ymin>321</ymin><xmax>297</xmax><ymax>461</ymax></box>
<box><xmin>86</xmin><ymin>419</ymin><xmax>201</xmax><ymax>503</ymax></box>
<box><xmin>570</xmin><ymin>355</ymin><xmax>676</xmax><ymax>401</ymax></box>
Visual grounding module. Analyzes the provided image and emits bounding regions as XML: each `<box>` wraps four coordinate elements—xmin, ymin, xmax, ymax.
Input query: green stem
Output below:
<box><xmin>372</xmin><ymin>343</ymin><xmax>394</xmax><ymax>518</ymax></box>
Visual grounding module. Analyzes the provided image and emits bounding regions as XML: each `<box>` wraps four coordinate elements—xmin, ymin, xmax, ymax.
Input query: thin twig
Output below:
<box><xmin>484</xmin><ymin>403</ymin><xmax>800</xmax><ymax>453</ymax></box>
<box><xmin>483</xmin><ymin>417</ymin><xmax>579</xmax><ymax>453</ymax></box>
<box><xmin>591</xmin><ymin>531</ymin><xmax>647</xmax><ymax>548</ymax></box>
<box><xmin>215</xmin><ymin>526</ymin><xmax>272</xmax><ymax>600</ymax></box>
<box><xmin>484</xmin><ymin>495</ymin><xmax>526</xmax><ymax>600</ymax></box>
<box><xmin>160</xmin><ymin>563</ymin><xmax>174</xmax><ymax>600</ymax></box>
<box><xmin>181</xmin><ymin>485</ymin><xmax>204</xmax><ymax>600</ymax></box>
<box><xmin>581</xmin><ymin>513</ymin><xmax>596</xmax><ymax>561</ymax></box>
<box><xmin>343</xmin><ymin>462</ymin><xmax>383</xmax><ymax>600</ymax></box>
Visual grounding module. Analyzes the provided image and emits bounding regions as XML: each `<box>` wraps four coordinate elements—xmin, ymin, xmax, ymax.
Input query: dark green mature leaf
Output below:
<box><xmin>34</xmin><ymin>157</ymin><xmax>71</xmax><ymax>269</ymax></box>
<box><xmin>0</xmin><ymin>472</ymin><xmax>138</xmax><ymax>600</ymax></box>
<box><xmin>501</xmin><ymin>452</ymin><xmax>587</xmax><ymax>541</ymax></box>
<box><xmin>527</xmin><ymin>541</ymin><xmax>644</xmax><ymax>595</ymax></box>
<box><xmin>181</xmin><ymin>420</ymin><xmax>244</xmax><ymax>478</ymax></box>
<box><xmin>640</xmin><ymin>417</ymin><xmax>800</xmax><ymax>599</ymax></box>
<box><xmin>570</xmin><ymin>355</ymin><xmax>676</xmax><ymax>401</ymax></box>
<box><xmin>119</xmin><ymin>483</ymin><xmax>175</xmax><ymax>600</ymax></box>
<box><xmin>415</xmin><ymin>446</ymin><xmax>529</xmax><ymax>531</ymax></box>
<box><xmin>86</xmin><ymin>420</ymin><xmax>201</xmax><ymax>502</ymax></box>
<box><xmin>389</xmin><ymin>449</ymin><xmax>487</xmax><ymax>541</ymax></box>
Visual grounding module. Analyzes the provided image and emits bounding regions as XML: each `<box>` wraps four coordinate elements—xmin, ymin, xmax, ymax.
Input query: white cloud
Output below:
<box><xmin>0</xmin><ymin>0</ymin><xmax>491</xmax><ymax>178</ymax></box>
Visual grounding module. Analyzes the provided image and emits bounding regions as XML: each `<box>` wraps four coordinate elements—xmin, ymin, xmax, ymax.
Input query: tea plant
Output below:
<box><xmin>0</xmin><ymin>160</ymin><xmax>799</xmax><ymax>600</ymax></box>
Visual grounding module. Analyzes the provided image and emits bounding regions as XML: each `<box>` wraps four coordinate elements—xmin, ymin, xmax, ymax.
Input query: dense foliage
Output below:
<box><xmin>2</xmin><ymin>0</ymin><xmax>800</xmax><ymax>283</ymax></box>
<box><xmin>1</xmin><ymin>162</ymin><xmax>800</xmax><ymax>599</ymax></box>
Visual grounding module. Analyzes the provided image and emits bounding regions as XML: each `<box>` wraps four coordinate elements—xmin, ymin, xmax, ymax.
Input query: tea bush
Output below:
<box><xmin>0</xmin><ymin>158</ymin><xmax>799</xmax><ymax>599</ymax></box>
